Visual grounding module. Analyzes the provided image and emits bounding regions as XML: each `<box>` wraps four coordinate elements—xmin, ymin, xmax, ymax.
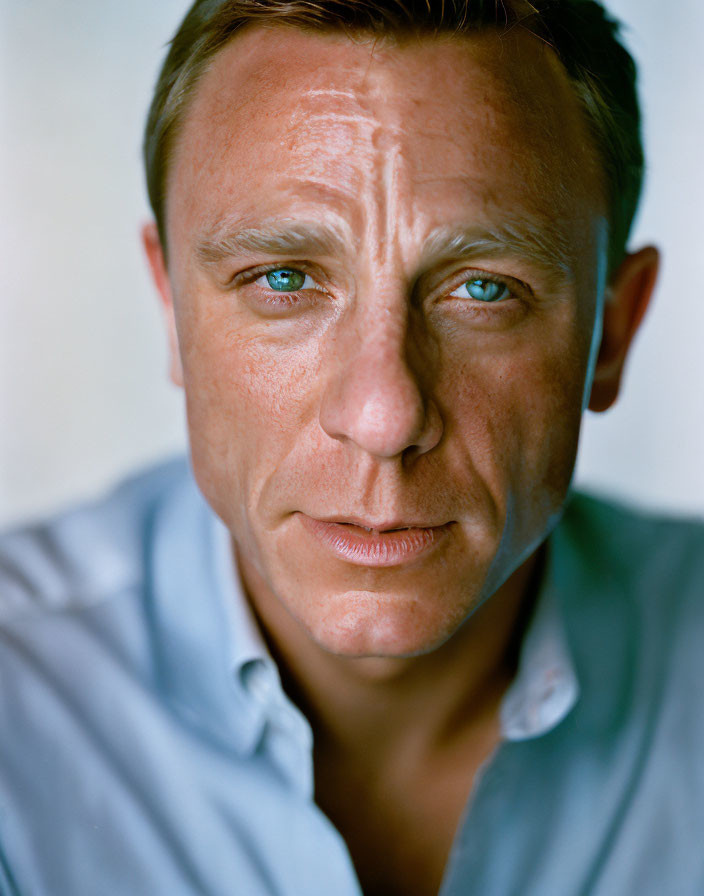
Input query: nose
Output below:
<box><xmin>319</xmin><ymin>307</ymin><xmax>443</xmax><ymax>460</ymax></box>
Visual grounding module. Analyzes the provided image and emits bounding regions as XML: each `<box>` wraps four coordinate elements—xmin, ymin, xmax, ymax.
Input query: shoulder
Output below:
<box><xmin>0</xmin><ymin>456</ymin><xmax>190</xmax><ymax>625</ymax></box>
<box><xmin>0</xmin><ymin>457</ymin><xmax>224</xmax><ymax>894</ymax></box>
<box><xmin>553</xmin><ymin>490</ymin><xmax>704</xmax><ymax>745</ymax></box>
<box><xmin>554</xmin><ymin>490</ymin><xmax>704</xmax><ymax>647</ymax></box>
<box><xmin>551</xmin><ymin>493</ymin><xmax>704</xmax><ymax>863</ymax></box>
<box><xmin>557</xmin><ymin>490</ymin><xmax>704</xmax><ymax>608</ymax></box>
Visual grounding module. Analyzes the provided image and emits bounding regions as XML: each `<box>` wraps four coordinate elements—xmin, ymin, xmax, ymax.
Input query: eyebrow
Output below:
<box><xmin>195</xmin><ymin>220</ymin><xmax>351</xmax><ymax>266</ymax></box>
<box><xmin>195</xmin><ymin>215</ymin><xmax>575</xmax><ymax>286</ymax></box>
<box><xmin>420</xmin><ymin>219</ymin><xmax>575</xmax><ymax>286</ymax></box>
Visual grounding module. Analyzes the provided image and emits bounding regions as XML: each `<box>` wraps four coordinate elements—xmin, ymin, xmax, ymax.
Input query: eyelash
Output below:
<box><xmin>232</xmin><ymin>263</ymin><xmax>529</xmax><ymax>314</ymax></box>
<box><xmin>233</xmin><ymin>263</ymin><xmax>325</xmax><ymax>307</ymax></box>
<box><xmin>445</xmin><ymin>270</ymin><xmax>517</xmax><ymax>299</ymax></box>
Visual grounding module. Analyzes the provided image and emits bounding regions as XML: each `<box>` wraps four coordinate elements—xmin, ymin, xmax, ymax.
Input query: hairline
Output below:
<box><xmin>148</xmin><ymin>8</ymin><xmax>636</xmax><ymax>273</ymax></box>
<box><xmin>159</xmin><ymin>23</ymin><xmax>523</xmax><ymax>240</ymax></box>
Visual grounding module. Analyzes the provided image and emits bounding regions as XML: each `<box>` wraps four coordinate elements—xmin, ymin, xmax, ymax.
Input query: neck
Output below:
<box><xmin>236</xmin><ymin>547</ymin><xmax>542</xmax><ymax>767</ymax></box>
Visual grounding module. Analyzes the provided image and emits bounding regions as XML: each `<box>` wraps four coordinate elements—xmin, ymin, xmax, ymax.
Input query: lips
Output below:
<box><xmin>298</xmin><ymin>515</ymin><xmax>452</xmax><ymax>567</ymax></box>
<box><xmin>315</xmin><ymin>516</ymin><xmax>438</xmax><ymax>533</ymax></box>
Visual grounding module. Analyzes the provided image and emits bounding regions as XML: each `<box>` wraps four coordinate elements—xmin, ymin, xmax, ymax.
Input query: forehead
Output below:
<box><xmin>166</xmin><ymin>25</ymin><xmax>604</xmax><ymax>257</ymax></box>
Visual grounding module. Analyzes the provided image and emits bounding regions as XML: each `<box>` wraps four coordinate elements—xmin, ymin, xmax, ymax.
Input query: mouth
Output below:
<box><xmin>318</xmin><ymin>516</ymin><xmax>436</xmax><ymax>533</ymax></box>
<box><xmin>297</xmin><ymin>515</ymin><xmax>453</xmax><ymax>567</ymax></box>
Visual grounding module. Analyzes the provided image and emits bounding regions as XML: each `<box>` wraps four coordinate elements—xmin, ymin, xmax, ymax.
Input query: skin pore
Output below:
<box><xmin>143</xmin><ymin>24</ymin><xmax>658</xmax><ymax>896</ymax></box>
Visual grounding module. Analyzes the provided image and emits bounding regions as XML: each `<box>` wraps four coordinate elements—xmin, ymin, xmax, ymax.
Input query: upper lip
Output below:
<box><xmin>306</xmin><ymin>514</ymin><xmax>450</xmax><ymax>532</ymax></box>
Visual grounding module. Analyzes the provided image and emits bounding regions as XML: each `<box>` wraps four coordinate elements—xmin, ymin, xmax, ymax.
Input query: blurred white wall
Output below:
<box><xmin>1</xmin><ymin>0</ymin><xmax>702</xmax><ymax>528</ymax></box>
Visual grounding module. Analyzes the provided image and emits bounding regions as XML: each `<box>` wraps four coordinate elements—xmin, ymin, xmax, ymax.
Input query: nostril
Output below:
<box><xmin>320</xmin><ymin>377</ymin><xmax>442</xmax><ymax>459</ymax></box>
<box><xmin>318</xmin><ymin>329</ymin><xmax>443</xmax><ymax>459</ymax></box>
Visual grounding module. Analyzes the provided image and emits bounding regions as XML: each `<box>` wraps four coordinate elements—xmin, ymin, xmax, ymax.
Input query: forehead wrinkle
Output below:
<box><xmin>195</xmin><ymin>218</ymin><xmax>354</xmax><ymax>266</ymax></box>
<box><xmin>421</xmin><ymin>218</ymin><xmax>576</xmax><ymax>286</ymax></box>
<box><xmin>304</xmin><ymin>88</ymin><xmax>359</xmax><ymax>98</ymax></box>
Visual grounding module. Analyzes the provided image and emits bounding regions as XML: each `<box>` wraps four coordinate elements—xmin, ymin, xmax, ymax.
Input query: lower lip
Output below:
<box><xmin>298</xmin><ymin>516</ymin><xmax>452</xmax><ymax>567</ymax></box>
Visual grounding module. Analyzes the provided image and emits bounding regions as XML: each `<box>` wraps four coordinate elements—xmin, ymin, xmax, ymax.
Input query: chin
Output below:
<box><xmin>305</xmin><ymin>588</ymin><xmax>473</xmax><ymax>659</ymax></box>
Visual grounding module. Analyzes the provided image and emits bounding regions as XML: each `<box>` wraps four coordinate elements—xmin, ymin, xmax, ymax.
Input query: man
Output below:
<box><xmin>0</xmin><ymin>1</ymin><xmax>702</xmax><ymax>894</ymax></box>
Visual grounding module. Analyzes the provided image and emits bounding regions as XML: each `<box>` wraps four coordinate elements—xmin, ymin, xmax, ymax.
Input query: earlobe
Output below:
<box><xmin>588</xmin><ymin>245</ymin><xmax>660</xmax><ymax>413</ymax></box>
<box><xmin>141</xmin><ymin>221</ymin><xmax>184</xmax><ymax>389</ymax></box>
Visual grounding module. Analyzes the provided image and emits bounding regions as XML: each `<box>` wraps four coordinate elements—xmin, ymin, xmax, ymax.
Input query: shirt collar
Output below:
<box><xmin>212</xmin><ymin>510</ymin><xmax>582</xmax><ymax>746</ymax></box>
<box><xmin>499</xmin><ymin>537</ymin><xmax>581</xmax><ymax>741</ymax></box>
<box><xmin>150</xmin><ymin>464</ymin><xmax>580</xmax><ymax>755</ymax></box>
<box><xmin>210</xmin><ymin>515</ymin><xmax>290</xmax><ymax>720</ymax></box>
<box><xmin>211</xmin><ymin>515</ymin><xmax>269</xmax><ymax>674</ymax></box>
<box><xmin>148</xmin><ymin>467</ymin><xmax>267</xmax><ymax>756</ymax></box>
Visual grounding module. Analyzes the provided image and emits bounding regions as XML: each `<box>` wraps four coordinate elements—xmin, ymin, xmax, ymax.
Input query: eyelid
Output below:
<box><xmin>228</xmin><ymin>261</ymin><xmax>532</xmax><ymax>306</ymax></box>
<box><xmin>229</xmin><ymin>261</ymin><xmax>326</xmax><ymax>290</ymax></box>
<box><xmin>434</xmin><ymin>267</ymin><xmax>532</xmax><ymax>302</ymax></box>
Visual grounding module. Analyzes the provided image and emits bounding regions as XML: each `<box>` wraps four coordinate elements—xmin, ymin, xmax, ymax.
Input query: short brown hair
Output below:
<box><xmin>144</xmin><ymin>0</ymin><xmax>643</xmax><ymax>273</ymax></box>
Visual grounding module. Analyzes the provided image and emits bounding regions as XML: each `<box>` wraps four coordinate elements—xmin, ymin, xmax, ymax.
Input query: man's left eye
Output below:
<box><xmin>261</xmin><ymin>268</ymin><xmax>315</xmax><ymax>292</ymax></box>
<box><xmin>449</xmin><ymin>278</ymin><xmax>511</xmax><ymax>303</ymax></box>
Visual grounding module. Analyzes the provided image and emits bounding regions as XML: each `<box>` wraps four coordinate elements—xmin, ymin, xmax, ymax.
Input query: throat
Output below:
<box><xmin>313</xmin><ymin>700</ymin><xmax>504</xmax><ymax>896</ymax></box>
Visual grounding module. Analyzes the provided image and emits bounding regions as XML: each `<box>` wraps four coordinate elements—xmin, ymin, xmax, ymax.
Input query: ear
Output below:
<box><xmin>588</xmin><ymin>246</ymin><xmax>660</xmax><ymax>413</ymax></box>
<box><xmin>141</xmin><ymin>221</ymin><xmax>184</xmax><ymax>388</ymax></box>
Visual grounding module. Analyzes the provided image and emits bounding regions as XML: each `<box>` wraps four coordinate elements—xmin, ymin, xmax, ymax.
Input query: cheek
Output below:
<box><xmin>178</xmin><ymin>306</ymin><xmax>323</xmax><ymax>509</ymax></box>
<box><xmin>446</xmin><ymin>324</ymin><xmax>587</xmax><ymax>512</ymax></box>
<box><xmin>182</xmin><ymin>305</ymin><xmax>312</xmax><ymax>424</ymax></box>
<box><xmin>516</xmin><ymin>348</ymin><xmax>586</xmax><ymax>504</ymax></box>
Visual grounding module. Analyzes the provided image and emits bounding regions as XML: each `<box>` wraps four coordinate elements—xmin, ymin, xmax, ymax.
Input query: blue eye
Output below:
<box><xmin>467</xmin><ymin>279</ymin><xmax>507</xmax><ymax>302</ymax></box>
<box><xmin>265</xmin><ymin>268</ymin><xmax>307</xmax><ymax>292</ymax></box>
<box><xmin>451</xmin><ymin>278</ymin><xmax>510</xmax><ymax>302</ymax></box>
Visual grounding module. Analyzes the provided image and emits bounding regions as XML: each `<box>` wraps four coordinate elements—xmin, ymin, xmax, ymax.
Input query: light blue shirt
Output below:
<box><xmin>0</xmin><ymin>457</ymin><xmax>703</xmax><ymax>895</ymax></box>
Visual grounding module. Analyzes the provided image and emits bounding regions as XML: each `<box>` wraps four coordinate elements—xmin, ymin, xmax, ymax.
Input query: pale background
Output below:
<box><xmin>1</xmin><ymin>0</ymin><xmax>702</xmax><ymax>528</ymax></box>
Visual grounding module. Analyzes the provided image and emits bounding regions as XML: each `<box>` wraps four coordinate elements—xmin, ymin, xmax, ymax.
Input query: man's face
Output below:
<box><xmin>157</xmin><ymin>26</ymin><xmax>609</xmax><ymax>658</ymax></box>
